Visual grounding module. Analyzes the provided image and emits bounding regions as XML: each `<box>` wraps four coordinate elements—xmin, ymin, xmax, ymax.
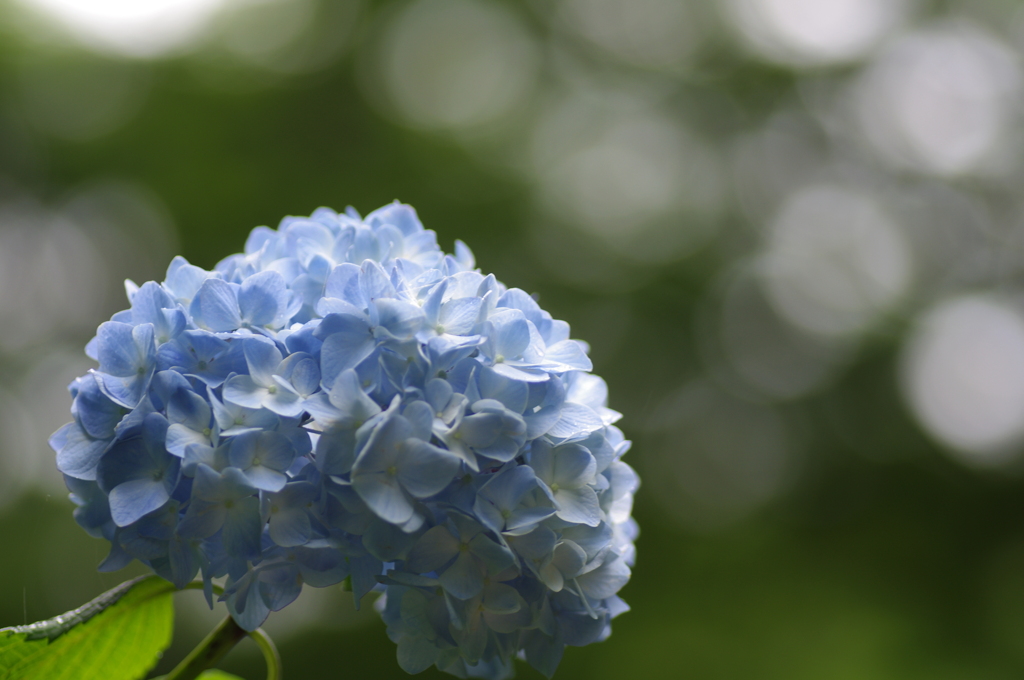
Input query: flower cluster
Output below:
<box><xmin>51</xmin><ymin>202</ymin><xmax>638</xmax><ymax>678</ymax></box>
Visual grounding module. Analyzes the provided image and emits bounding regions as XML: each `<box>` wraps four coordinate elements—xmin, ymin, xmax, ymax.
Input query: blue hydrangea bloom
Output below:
<box><xmin>52</xmin><ymin>202</ymin><xmax>639</xmax><ymax>679</ymax></box>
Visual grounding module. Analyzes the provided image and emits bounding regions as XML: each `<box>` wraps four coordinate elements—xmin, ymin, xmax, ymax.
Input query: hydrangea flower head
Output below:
<box><xmin>51</xmin><ymin>202</ymin><xmax>639</xmax><ymax>678</ymax></box>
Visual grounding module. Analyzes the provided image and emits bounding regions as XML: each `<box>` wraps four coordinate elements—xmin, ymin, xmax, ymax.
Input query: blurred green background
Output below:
<box><xmin>3</xmin><ymin>0</ymin><xmax>1024</xmax><ymax>678</ymax></box>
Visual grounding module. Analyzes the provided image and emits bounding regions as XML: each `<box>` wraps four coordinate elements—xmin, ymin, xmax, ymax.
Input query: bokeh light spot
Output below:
<box><xmin>13</xmin><ymin>0</ymin><xmax>229</xmax><ymax>57</ymax></box>
<box><xmin>855</xmin><ymin>23</ymin><xmax>1021</xmax><ymax>176</ymax></box>
<box><xmin>727</xmin><ymin>0</ymin><xmax>907</xmax><ymax>66</ymax></box>
<box><xmin>556</xmin><ymin>0</ymin><xmax>701</xmax><ymax>70</ymax></box>
<box><xmin>374</xmin><ymin>0</ymin><xmax>539</xmax><ymax>130</ymax></box>
<box><xmin>761</xmin><ymin>184</ymin><xmax>911</xmax><ymax>338</ymax></box>
<box><xmin>902</xmin><ymin>295</ymin><xmax>1024</xmax><ymax>463</ymax></box>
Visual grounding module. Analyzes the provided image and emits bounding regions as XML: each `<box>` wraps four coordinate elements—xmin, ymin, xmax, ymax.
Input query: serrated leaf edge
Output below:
<box><xmin>1</xmin><ymin>576</ymin><xmax>162</xmax><ymax>643</ymax></box>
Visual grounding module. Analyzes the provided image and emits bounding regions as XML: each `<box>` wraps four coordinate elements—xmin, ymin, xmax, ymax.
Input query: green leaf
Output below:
<box><xmin>0</xmin><ymin>576</ymin><xmax>175</xmax><ymax>680</ymax></box>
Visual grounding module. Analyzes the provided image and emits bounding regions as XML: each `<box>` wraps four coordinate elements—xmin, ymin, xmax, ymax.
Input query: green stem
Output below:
<box><xmin>248</xmin><ymin>627</ymin><xmax>282</xmax><ymax>680</ymax></box>
<box><xmin>164</xmin><ymin>615</ymin><xmax>248</xmax><ymax>680</ymax></box>
<box><xmin>162</xmin><ymin>582</ymin><xmax>283</xmax><ymax>680</ymax></box>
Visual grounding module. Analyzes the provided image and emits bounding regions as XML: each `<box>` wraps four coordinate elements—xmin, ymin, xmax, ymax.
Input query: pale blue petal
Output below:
<box><xmin>222</xmin><ymin>496</ymin><xmax>262</xmax><ymax>558</ymax></box>
<box><xmin>401</xmin><ymin>401</ymin><xmax>434</xmax><ymax>441</ymax></box>
<box><xmin>74</xmin><ymin>376</ymin><xmax>124</xmax><ymax>439</ymax></box>
<box><xmin>108</xmin><ymin>478</ymin><xmax>170</xmax><ymax>527</ymax></box>
<box><xmin>352</xmin><ymin>473</ymin><xmax>414</xmax><ymax>525</ymax></box>
<box><xmin>222</xmin><ymin>375</ymin><xmax>268</xmax><ymax>410</ymax></box>
<box><xmin>489</xmin><ymin>363</ymin><xmax>550</xmax><ymax>383</ymax></box>
<box><xmin>178</xmin><ymin>499</ymin><xmax>227</xmax><ymax>538</ymax></box>
<box><xmin>467</xmin><ymin>534</ymin><xmax>515</xmax><ymax>574</ymax></box>
<box><xmin>166</xmin><ymin>389</ymin><xmax>211</xmax><ymax>431</ymax></box>
<box><xmin>407</xmin><ymin>524</ymin><xmax>460</xmax><ymax>573</ymax></box>
<box><xmin>552</xmin><ymin>444</ymin><xmax>597</xmax><ymax>488</ymax></box>
<box><xmin>398</xmin><ymin>440</ymin><xmax>460</xmax><ymax>498</ymax></box>
<box><xmin>239</xmin><ymin>270</ymin><xmax>289</xmax><ymax>327</ymax></box>
<box><xmin>53</xmin><ymin>423</ymin><xmax>108</xmax><ymax>481</ymax></box>
<box><xmin>243</xmin><ymin>338</ymin><xmax>283</xmax><ymax>386</ymax></box>
<box><xmin>542</xmin><ymin>340</ymin><xmax>593</xmax><ymax>372</ymax></box>
<box><xmin>359</xmin><ymin>260</ymin><xmax>395</xmax><ymax>302</ymax></box>
<box><xmin>240</xmin><ymin>466</ymin><xmax>287</xmax><ymax>492</ymax></box>
<box><xmin>268</xmin><ymin>507</ymin><xmax>312</xmax><ymax>547</ymax></box>
<box><xmin>506</xmin><ymin>506</ymin><xmax>557</xmax><ymax>533</ymax></box>
<box><xmin>438</xmin><ymin>297</ymin><xmax>481</xmax><ymax>335</ymax></box>
<box><xmin>318</xmin><ymin>316</ymin><xmax>376</xmax><ymax>386</ymax></box>
<box><xmin>166</xmin><ymin>423</ymin><xmax>211</xmax><ymax>458</ymax></box>
<box><xmin>190</xmin><ymin>278</ymin><xmax>241</xmax><ymax>331</ymax></box>
<box><xmin>546</xmin><ymin>403</ymin><xmax>605</xmax><ymax>440</ymax></box>
<box><xmin>264</xmin><ymin>378</ymin><xmax>304</xmax><ymax>417</ymax></box>
<box><xmin>323</xmin><ymin>262</ymin><xmax>361</xmax><ymax>302</ymax></box>
<box><xmin>326</xmin><ymin>369</ymin><xmax>381</xmax><ymax>426</ymax></box>
<box><xmin>577</xmin><ymin>555</ymin><xmax>630</xmax><ymax>600</ymax></box>
<box><xmin>374</xmin><ymin>298</ymin><xmax>425</xmax><ymax>340</ymax></box>
<box><xmin>553</xmin><ymin>486</ymin><xmax>601</xmax><ymax>527</ymax></box>
<box><xmin>439</xmin><ymin>551</ymin><xmax>484</xmax><ymax>600</ymax></box>
<box><xmin>489</xmin><ymin>310</ymin><xmax>530</xmax><ymax>359</ymax></box>
<box><xmin>478</xmin><ymin>464</ymin><xmax>537</xmax><ymax>512</ymax></box>
<box><xmin>95</xmin><ymin>322</ymin><xmax>138</xmax><ymax>376</ymax></box>
<box><xmin>482</xmin><ymin>582</ymin><xmax>519</xmax><ymax>614</ymax></box>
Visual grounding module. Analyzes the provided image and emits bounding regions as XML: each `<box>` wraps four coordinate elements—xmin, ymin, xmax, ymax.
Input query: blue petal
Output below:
<box><xmin>488</xmin><ymin>310</ymin><xmax>530</xmax><ymax>359</ymax></box>
<box><xmin>190</xmin><ymin>278</ymin><xmax>241</xmax><ymax>331</ymax></box>
<box><xmin>439</xmin><ymin>551</ymin><xmax>484</xmax><ymax>599</ymax></box>
<box><xmin>318</xmin><ymin>315</ymin><xmax>376</xmax><ymax>386</ymax></box>
<box><xmin>352</xmin><ymin>474</ymin><xmax>415</xmax><ymax>525</ymax></box>
<box><xmin>53</xmin><ymin>422</ymin><xmax>108</xmax><ymax>481</ymax></box>
<box><xmin>438</xmin><ymin>297</ymin><xmax>482</xmax><ymax>335</ymax></box>
<box><xmin>546</xmin><ymin>403</ymin><xmax>605</xmax><ymax>440</ymax></box>
<box><xmin>280</xmin><ymin>354</ymin><xmax>320</xmax><ymax>397</ymax></box>
<box><xmin>398</xmin><ymin>440</ymin><xmax>460</xmax><ymax>498</ymax></box>
<box><xmin>164</xmin><ymin>256</ymin><xmax>214</xmax><ymax>303</ymax></box>
<box><xmin>468</xmin><ymin>534</ymin><xmax>515</xmax><ymax>574</ymax></box>
<box><xmin>326</xmin><ymin>369</ymin><xmax>381</xmax><ymax>426</ymax></box>
<box><xmin>257</xmin><ymin>563</ymin><xmax>304</xmax><ymax>611</ymax></box>
<box><xmin>552</xmin><ymin>485</ymin><xmax>598</xmax><ymax>528</ymax></box>
<box><xmin>482</xmin><ymin>582</ymin><xmax>519</xmax><ymax>613</ymax></box>
<box><xmin>374</xmin><ymin>298</ymin><xmax>425</xmax><ymax>340</ymax></box>
<box><xmin>95</xmin><ymin>322</ymin><xmax>140</xmax><ymax>376</ymax></box>
<box><xmin>506</xmin><ymin>506</ymin><xmax>556</xmax><ymax>534</ymax></box>
<box><xmin>577</xmin><ymin>555</ymin><xmax>630</xmax><ymax>600</ymax></box>
<box><xmin>323</xmin><ymin>263</ymin><xmax>361</xmax><ymax>303</ymax></box>
<box><xmin>130</xmin><ymin>281</ymin><xmax>180</xmax><ymax>342</ymax></box>
<box><xmin>475</xmin><ymin>366</ymin><xmax>528</xmax><ymax>413</ymax></box>
<box><xmin>240</xmin><ymin>465</ymin><xmax>287</xmax><ymax>493</ymax></box>
<box><xmin>407</xmin><ymin>525</ymin><xmax>460</xmax><ymax>573</ymax></box>
<box><xmin>222</xmin><ymin>496</ymin><xmax>262</xmax><ymax>558</ymax></box>
<box><xmin>553</xmin><ymin>445</ymin><xmax>597</xmax><ymax>488</ymax></box>
<box><xmin>542</xmin><ymin>340</ymin><xmax>593</xmax><ymax>372</ymax></box>
<box><xmin>225</xmin><ymin>574</ymin><xmax>271</xmax><ymax>632</ymax></box>
<box><xmin>166</xmin><ymin>423</ymin><xmax>211</xmax><ymax>458</ymax></box>
<box><xmin>166</xmin><ymin>388</ymin><xmax>211</xmax><ymax>431</ymax></box>
<box><xmin>222</xmin><ymin>375</ymin><xmax>269</xmax><ymax>410</ymax></box>
<box><xmin>243</xmin><ymin>338</ymin><xmax>283</xmax><ymax>386</ymax></box>
<box><xmin>74</xmin><ymin>376</ymin><xmax>124</xmax><ymax>440</ymax></box>
<box><xmin>268</xmin><ymin>506</ymin><xmax>312</xmax><ymax>547</ymax></box>
<box><xmin>478</xmin><ymin>464</ymin><xmax>537</xmax><ymax>512</ymax></box>
<box><xmin>359</xmin><ymin>260</ymin><xmax>395</xmax><ymax>302</ymax></box>
<box><xmin>108</xmin><ymin>478</ymin><xmax>171</xmax><ymax>527</ymax></box>
<box><xmin>313</xmin><ymin>427</ymin><xmax>357</xmax><ymax>475</ymax></box>
<box><xmin>238</xmin><ymin>270</ymin><xmax>290</xmax><ymax>328</ymax></box>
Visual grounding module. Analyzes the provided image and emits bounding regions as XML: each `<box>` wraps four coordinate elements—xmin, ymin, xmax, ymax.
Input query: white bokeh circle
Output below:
<box><xmin>902</xmin><ymin>295</ymin><xmax>1024</xmax><ymax>464</ymax></box>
